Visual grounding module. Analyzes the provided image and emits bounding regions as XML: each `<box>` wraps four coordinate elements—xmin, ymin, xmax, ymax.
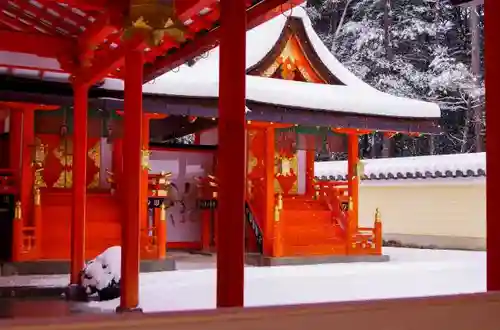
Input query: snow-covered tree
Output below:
<box><xmin>307</xmin><ymin>0</ymin><xmax>484</xmax><ymax>156</ymax></box>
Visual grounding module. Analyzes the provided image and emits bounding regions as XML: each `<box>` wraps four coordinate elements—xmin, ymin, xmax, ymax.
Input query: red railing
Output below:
<box><xmin>314</xmin><ymin>180</ymin><xmax>383</xmax><ymax>255</ymax></box>
<box><xmin>314</xmin><ymin>180</ymin><xmax>348</xmax><ymax>231</ymax></box>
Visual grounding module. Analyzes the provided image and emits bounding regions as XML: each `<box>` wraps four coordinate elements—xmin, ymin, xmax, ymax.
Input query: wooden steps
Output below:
<box><xmin>278</xmin><ymin>197</ymin><xmax>346</xmax><ymax>256</ymax></box>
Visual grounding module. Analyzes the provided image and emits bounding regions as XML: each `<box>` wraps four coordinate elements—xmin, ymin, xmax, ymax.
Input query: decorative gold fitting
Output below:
<box><xmin>34</xmin><ymin>188</ymin><xmax>41</xmax><ymax>206</ymax></box>
<box><xmin>212</xmin><ymin>191</ymin><xmax>218</xmax><ymax>198</ymax></box>
<box><xmin>30</xmin><ymin>141</ymin><xmax>47</xmax><ymax>168</ymax></box>
<box><xmin>156</xmin><ymin>189</ymin><xmax>168</xmax><ymax>197</ymax></box>
<box><xmin>160</xmin><ymin>203</ymin><xmax>166</xmax><ymax>221</ymax></box>
<box><xmin>348</xmin><ymin>197</ymin><xmax>353</xmax><ymax>211</ymax></box>
<box><xmin>274</xmin><ymin>205</ymin><xmax>280</xmax><ymax>222</ymax></box>
<box><xmin>355</xmin><ymin>160</ymin><xmax>365</xmax><ymax>177</ymax></box>
<box><xmin>141</xmin><ymin>149</ymin><xmax>152</xmax><ymax>171</ymax></box>
<box><xmin>33</xmin><ymin>168</ymin><xmax>45</xmax><ymax>189</ymax></box>
<box><xmin>375</xmin><ymin>207</ymin><xmax>381</xmax><ymax>223</ymax></box>
<box><xmin>159</xmin><ymin>171</ymin><xmax>172</xmax><ymax>185</ymax></box>
<box><xmin>277</xmin><ymin>193</ymin><xmax>283</xmax><ymax>210</ymax></box>
<box><xmin>14</xmin><ymin>201</ymin><xmax>22</xmax><ymax>219</ymax></box>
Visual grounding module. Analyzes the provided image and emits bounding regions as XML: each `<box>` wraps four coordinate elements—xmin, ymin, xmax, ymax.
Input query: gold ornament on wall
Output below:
<box><xmin>34</xmin><ymin>168</ymin><xmax>47</xmax><ymax>189</ymax></box>
<box><xmin>30</xmin><ymin>137</ymin><xmax>47</xmax><ymax>168</ymax></box>
<box><xmin>141</xmin><ymin>149</ymin><xmax>152</xmax><ymax>171</ymax></box>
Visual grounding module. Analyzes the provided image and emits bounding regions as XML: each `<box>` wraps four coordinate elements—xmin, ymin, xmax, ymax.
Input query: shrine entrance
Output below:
<box><xmin>0</xmin><ymin>194</ymin><xmax>14</xmax><ymax>262</ymax></box>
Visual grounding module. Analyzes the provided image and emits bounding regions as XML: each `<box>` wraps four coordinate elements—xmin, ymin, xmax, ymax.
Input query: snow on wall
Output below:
<box><xmin>315</xmin><ymin>153</ymin><xmax>486</xmax><ymax>180</ymax></box>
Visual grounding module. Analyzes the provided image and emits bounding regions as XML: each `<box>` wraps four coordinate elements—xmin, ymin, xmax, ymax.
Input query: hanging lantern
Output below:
<box><xmin>125</xmin><ymin>0</ymin><xmax>187</xmax><ymax>46</ymax></box>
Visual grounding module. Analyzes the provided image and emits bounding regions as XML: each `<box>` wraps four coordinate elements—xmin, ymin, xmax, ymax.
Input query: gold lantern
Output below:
<box><xmin>125</xmin><ymin>0</ymin><xmax>187</xmax><ymax>46</ymax></box>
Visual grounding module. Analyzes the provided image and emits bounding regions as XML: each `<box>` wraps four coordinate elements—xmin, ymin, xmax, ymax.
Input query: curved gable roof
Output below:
<box><xmin>100</xmin><ymin>5</ymin><xmax>440</xmax><ymax>120</ymax></box>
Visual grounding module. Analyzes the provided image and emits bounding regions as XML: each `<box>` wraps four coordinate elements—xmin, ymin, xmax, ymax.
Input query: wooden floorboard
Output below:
<box><xmin>0</xmin><ymin>292</ymin><xmax>498</xmax><ymax>330</ymax></box>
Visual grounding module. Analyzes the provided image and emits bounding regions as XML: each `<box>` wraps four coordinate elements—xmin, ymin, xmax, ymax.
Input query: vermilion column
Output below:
<box><xmin>19</xmin><ymin>108</ymin><xmax>35</xmax><ymax>259</ymax></box>
<box><xmin>216</xmin><ymin>0</ymin><xmax>246</xmax><ymax>308</ymax></box>
<box><xmin>140</xmin><ymin>116</ymin><xmax>150</xmax><ymax>257</ymax></box>
<box><xmin>264</xmin><ymin>127</ymin><xmax>275</xmax><ymax>257</ymax></box>
<box><xmin>119</xmin><ymin>50</ymin><xmax>143</xmax><ymax>312</ymax></box>
<box><xmin>305</xmin><ymin>148</ymin><xmax>315</xmax><ymax>197</ymax></box>
<box><xmin>70</xmin><ymin>84</ymin><xmax>89</xmax><ymax>284</ymax></box>
<box><xmin>112</xmin><ymin>138</ymin><xmax>123</xmax><ymax>193</ymax></box>
<box><xmin>347</xmin><ymin>134</ymin><xmax>359</xmax><ymax>240</ymax></box>
<box><xmin>9</xmin><ymin>109</ymin><xmax>22</xmax><ymax>261</ymax></box>
<box><xmin>486</xmin><ymin>0</ymin><xmax>500</xmax><ymax>291</ymax></box>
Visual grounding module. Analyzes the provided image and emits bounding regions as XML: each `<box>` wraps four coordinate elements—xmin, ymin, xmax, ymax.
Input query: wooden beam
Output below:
<box><xmin>35</xmin><ymin>0</ymin><xmax>109</xmax><ymax>10</ymax></box>
<box><xmin>72</xmin><ymin>32</ymin><xmax>147</xmax><ymax>87</ymax></box>
<box><xmin>0</xmin><ymin>31</ymin><xmax>74</xmax><ymax>58</ymax></box>
<box><xmin>143</xmin><ymin>0</ymin><xmax>298</xmax><ymax>82</ymax></box>
<box><xmin>78</xmin><ymin>13</ymin><xmax>120</xmax><ymax>65</ymax></box>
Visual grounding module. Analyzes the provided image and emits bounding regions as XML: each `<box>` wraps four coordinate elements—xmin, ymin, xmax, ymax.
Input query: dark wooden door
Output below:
<box><xmin>0</xmin><ymin>194</ymin><xmax>14</xmax><ymax>262</ymax></box>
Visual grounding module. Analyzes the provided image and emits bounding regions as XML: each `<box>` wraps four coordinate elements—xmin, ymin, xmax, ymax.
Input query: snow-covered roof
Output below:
<box><xmin>314</xmin><ymin>152</ymin><xmax>486</xmax><ymax>181</ymax></box>
<box><xmin>0</xmin><ymin>5</ymin><xmax>440</xmax><ymax>120</ymax></box>
<box><xmin>99</xmin><ymin>5</ymin><xmax>440</xmax><ymax>119</ymax></box>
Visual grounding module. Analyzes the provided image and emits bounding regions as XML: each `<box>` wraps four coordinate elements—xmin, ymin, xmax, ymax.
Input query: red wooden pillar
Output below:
<box><xmin>9</xmin><ymin>109</ymin><xmax>22</xmax><ymax>262</ymax></box>
<box><xmin>112</xmin><ymin>138</ymin><xmax>123</xmax><ymax>193</ymax></box>
<box><xmin>19</xmin><ymin>108</ymin><xmax>35</xmax><ymax>259</ymax></box>
<box><xmin>486</xmin><ymin>0</ymin><xmax>500</xmax><ymax>291</ymax></box>
<box><xmin>216</xmin><ymin>0</ymin><xmax>246</xmax><ymax>308</ymax></box>
<box><xmin>347</xmin><ymin>134</ymin><xmax>359</xmax><ymax>244</ymax></box>
<box><xmin>140</xmin><ymin>116</ymin><xmax>150</xmax><ymax>257</ymax></box>
<box><xmin>119</xmin><ymin>50</ymin><xmax>143</xmax><ymax>312</ymax></box>
<box><xmin>305</xmin><ymin>148</ymin><xmax>315</xmax><ymax>197</ymax></box>
<box><xmin>70</xmin><ymin>84</ymin><xmax>89</xmax><ymax>285</ymax></box>
<box><xmin>264</xmin><ymin>127</ymin><xmax>275</xmax><ymax>257</ymax></box>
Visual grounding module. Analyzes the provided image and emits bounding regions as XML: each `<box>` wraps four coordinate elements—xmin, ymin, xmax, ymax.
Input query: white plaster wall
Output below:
<box><xmin>200</xmin><ymin>128</ymin><xmax>218</xmax><ymax>145</ymax></box>
<box><xmin>150</xmin><ymin>150</ymin><xmax>214</xmax><ymax>243</ymax></box>
<box><xmin>357</xmin><ymin>179</ymin><xmax>486</xmax><ymax>249</ymax></box>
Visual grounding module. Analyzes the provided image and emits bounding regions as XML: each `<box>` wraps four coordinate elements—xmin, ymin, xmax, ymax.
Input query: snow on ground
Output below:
<box><xmin>83</xmin><ymin>247</ymin><xmax>486</xmax><ymax>313</ymax></box>
<box><xmin>0</xmin><ymin>248</ymin><xmax>484</xmax><ymax>314</ymax></box>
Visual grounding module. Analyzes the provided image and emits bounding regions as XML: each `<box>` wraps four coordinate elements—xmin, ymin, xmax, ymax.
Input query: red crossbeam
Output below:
<box><xmin>175</xmin><ymin>0</ymin><xmax>218</xmax><ymax>22</ymax></box>
<box><xmin>72</xmin><ymin>32</ymin><xmax>147</xmax><ymax>86</ymax></box>
<box><xmin>143</xmin><ymin>0</ymin><xmax>299</xmax><ymax>82</ymax></box>
<box><xmin>72</xmin><ymin>0</ymin><xmax>221</xmax><ymax>85</ymax></box>
<box><xmin>35</xmin><ymin>0</ymin><xmax>108</xmax><ymax>11</ymax></box>
<box><xmin>0</xmin><ymin>30</ymin><xmax>74</xmax><ymax>58</ymax></box>
<box><xmin>78</xmin><ymin>13</ymin><xmax>120</xmax><ymax>65</ymax></box>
